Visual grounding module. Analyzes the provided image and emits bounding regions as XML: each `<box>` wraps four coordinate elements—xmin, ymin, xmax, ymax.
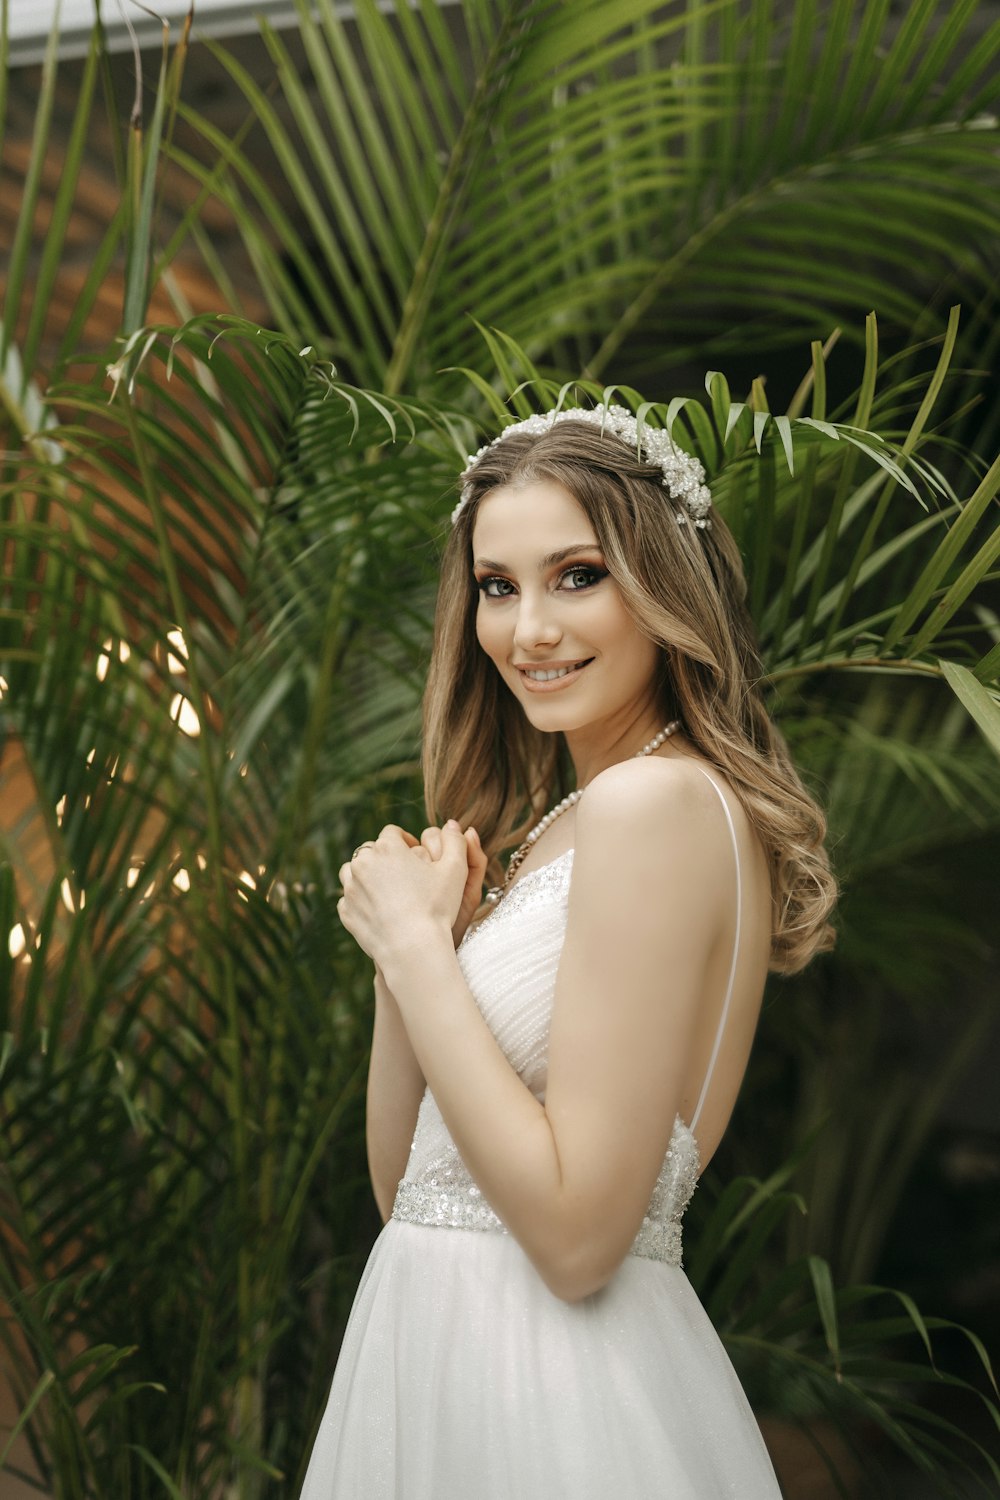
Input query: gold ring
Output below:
<box><xmin>352</xmin><ymin>842</ymin><xmax>375</xmax><ymax>859</ymax></box>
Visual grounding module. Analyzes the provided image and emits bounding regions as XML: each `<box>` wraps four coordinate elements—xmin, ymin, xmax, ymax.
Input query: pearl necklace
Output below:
<box><xmin>484</xmin><ymin>720</ymin><xmax>681</xmax><ymax>905</ymax></box>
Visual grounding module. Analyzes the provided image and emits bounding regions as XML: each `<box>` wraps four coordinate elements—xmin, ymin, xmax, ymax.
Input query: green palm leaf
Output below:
<box><xmin>689</xmin><ymin>1155</ymin><xmax>1000</xmax><ymax>1497</ymax></box>
<box><xmin>151</xmin><ymin>0</ymin><xmax>1000</xmax><ymax>408</ymax></box>
<box><xmin>2</xmin><ymin>0</ymin><xmax>999</xmax><ymax>1488</ymax></box>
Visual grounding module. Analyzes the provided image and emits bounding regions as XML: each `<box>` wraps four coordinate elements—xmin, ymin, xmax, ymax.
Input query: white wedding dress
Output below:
<box><xmin>300</xmin><ymin>771</ymin><xmax>781</xmax><ymax>1498</ymax></box>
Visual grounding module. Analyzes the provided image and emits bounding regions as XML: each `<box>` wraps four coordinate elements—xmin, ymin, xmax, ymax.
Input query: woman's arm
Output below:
<box><xmin>363</xmin><ymin>825</ymin><xmax>486</xmax><ymax>1221</ymax></box>
<box><xmin>369</xmin><ymin>759</ymin><xmax>746</xmax><ymax>1302</ymax></box>
<box><xmin>366</xmin><ymin>970</ymin><xmax>426</xmax><ymax>1223</ymax></box>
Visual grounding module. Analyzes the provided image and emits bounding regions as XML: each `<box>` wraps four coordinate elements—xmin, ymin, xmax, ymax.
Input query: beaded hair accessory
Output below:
<box><xmin>452</xmin><ymin>402</ymin><xmax>713</xmax><ymax>529</ymax></box>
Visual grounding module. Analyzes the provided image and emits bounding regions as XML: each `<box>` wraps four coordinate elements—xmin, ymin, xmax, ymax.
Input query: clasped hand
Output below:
<box><xmin>338</xmin><ymin>821</ymin><xmax>488</xmax><ymax>965</ymax></box>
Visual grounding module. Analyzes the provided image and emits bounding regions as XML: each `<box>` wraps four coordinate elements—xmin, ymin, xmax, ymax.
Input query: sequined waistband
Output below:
<box><xmin>393</xmin><ymin>1178</ymin><xmax>503</xmax><ymax>1234</ymax></box>
<box><xmin>391</xmin><ymin>1179</ymin><xmax>683</xmax><ymax>1268</ymax></box>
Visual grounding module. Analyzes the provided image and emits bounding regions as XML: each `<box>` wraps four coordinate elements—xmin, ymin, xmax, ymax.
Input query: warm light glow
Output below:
<box><xmin>85</xmin><ymin>747</ymin><xmax>96</xmax><ymax>766</ymax></box>
<box><xmin>172</xmin><ymin>868</ymin><xmax>191</xmax><ymax>892</ymax></box>
<box><xmin>60</xmin><ymin>879</ymin><xmax>85</xmax><ymax>913</ymax></box>
<box><xmin>167</xmin><ymin>628</ymin><xmax>188</xmax><ymax>675</ymax></box>
<box><xmin>55</xmin><ymin>794</ymin><xmax>67</xmax><ymax>824</ymax></box>
<box><xmin>126</xmin><ymin>863</ymin><xmax>155</xmax><ymax>899</ymax></box>
<box><xmin>96</xmin><ymin>644</ymin><xmax>110</xmax><ymax>681</ymax></box>
<box><xmin>170</xmin><ymin>694</ymin><xmax>201</xmax><ymax>736</ymax></box>
<box><xmin>195</xmin><ymin>854</ymin><xmax>208</xmax><ymax>870</ymax></box>
<box><xmin>238</xmin><ymin>871</ymin><xmax>257</xmax><ymax>890</ymax></box>
<box><xmin>8</xmin><ymin>924</ymin><xmax>26</xmax><ymax>958</ymax></box>
<box><xmin>0</xmin><ymin>675</ymin><xmax>8</xmax><ymax>700</ymax></box>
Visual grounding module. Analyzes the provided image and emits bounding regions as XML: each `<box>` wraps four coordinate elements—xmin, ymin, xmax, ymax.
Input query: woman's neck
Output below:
<box><xmin>564</xmin><ymin>708</ymin><xmax>676</xmax><ymax>788</ymax></box>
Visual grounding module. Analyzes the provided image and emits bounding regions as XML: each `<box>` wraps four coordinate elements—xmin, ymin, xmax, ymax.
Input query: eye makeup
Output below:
<box><xmin>474</xmin><ymin>557</ymin><xmax>608</xmax><ymax>599</ymax></box>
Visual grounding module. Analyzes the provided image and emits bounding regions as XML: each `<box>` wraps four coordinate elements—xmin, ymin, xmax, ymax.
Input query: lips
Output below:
<box><xmin>514</xmin><ymin>658</ymin><xmax>594</xmax><ymax>692</ymax></box>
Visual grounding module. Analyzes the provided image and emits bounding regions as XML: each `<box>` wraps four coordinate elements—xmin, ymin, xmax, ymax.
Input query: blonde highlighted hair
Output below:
<box><xmin>422</xmin><ymin>418</ymin><xmax>836</xmax><ymax>974</ymax></box>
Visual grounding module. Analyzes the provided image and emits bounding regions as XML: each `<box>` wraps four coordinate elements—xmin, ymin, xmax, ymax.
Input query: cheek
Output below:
<box><xmin>590</xmin><ymin>593</ymin><xmax>637</xmax><ymax>648</ymax></box>
<box><xmin>601</xmin><ymin>601</ymin><xmax>659</xmax><ymax>675</ymax></box>
<box><xmin>475</xmin><ymin>602</ymin><xmax>507</xmax><ymax>664</ymax></box>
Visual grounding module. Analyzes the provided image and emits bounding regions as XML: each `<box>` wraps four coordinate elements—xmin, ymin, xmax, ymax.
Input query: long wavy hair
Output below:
<box><xmin>422</xmin><ymin>418</ymin><xmax>836</xmax><ymax>974</ymax></box>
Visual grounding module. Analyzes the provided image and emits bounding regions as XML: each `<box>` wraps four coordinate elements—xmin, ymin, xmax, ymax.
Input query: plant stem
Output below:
<box><xmin>766</xmin><ymin>655</ymin><xmax>945</xmax><ymax>687</ymax></box>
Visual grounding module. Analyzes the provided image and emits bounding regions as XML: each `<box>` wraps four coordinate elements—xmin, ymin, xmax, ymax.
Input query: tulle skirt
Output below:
<box><xmin>299</xmin><ymin>1219</ymin><xmax>781</xmax><ymax>1499</ymax></box>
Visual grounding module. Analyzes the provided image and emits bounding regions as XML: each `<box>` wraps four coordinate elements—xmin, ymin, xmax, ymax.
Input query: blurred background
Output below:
<box><xmin>1</xmin><ymin>1</ymin><xmax>998</xmax><ymax>1495</ymax></box>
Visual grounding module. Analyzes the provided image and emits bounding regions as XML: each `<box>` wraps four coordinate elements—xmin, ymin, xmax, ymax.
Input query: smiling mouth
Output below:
<box><xmin>517</xmin><ymin>658</ymin><xmax>593</xmax><ymax>685</ymax></box>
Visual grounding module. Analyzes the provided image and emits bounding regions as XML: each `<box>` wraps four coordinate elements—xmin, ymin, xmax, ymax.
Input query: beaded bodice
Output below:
<box><xmin>391</xmin><ymin>849</ymin><xmax>700</xmax><ymax>1268</ymax></box>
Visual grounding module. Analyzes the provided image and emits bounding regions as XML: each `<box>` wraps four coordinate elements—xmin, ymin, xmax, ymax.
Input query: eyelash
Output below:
<box><xmin>477</xmin><ymin>564</ymin><xmax>606</xmax><ymax>599</ymax></box>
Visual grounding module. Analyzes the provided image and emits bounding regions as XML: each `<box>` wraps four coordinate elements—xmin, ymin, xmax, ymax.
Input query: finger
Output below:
<box><xmin>463</xmin><ymin>827</ymin><xmax>483</xmax><ymax>863</ymax></box>
<box><xmin>338</xmin><ymin>862</ymin><xmax>354</xmax><ymax>887</ymax></box>
<box><xmin>441</xmin><ymin>819</ymin><xmax>469</xmax><ymax>865</ymax></box>
<box><xmin>465</xmin><ymin>828</ymin><xmax>488</xmax><ymax>873</ymax></box>
<box><xmin>377</xmin><ymin>824</ymin><xmax>411</xmax><ymax>849</ymax></box>
<box><xmin>421</xmin><ymin>826</ymin><xmax>443</xmax><ymax>860</ymax></box>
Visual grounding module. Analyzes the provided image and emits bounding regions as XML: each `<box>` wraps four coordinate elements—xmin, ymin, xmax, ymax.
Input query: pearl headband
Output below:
<box><xmin>452</xmin><ymin>402</ymin><xmax>713</xmax><ymax>529</ymax></box>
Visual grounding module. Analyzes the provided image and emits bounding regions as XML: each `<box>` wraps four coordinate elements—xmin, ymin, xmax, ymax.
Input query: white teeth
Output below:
<box><xmin>524</xmin><ymin>662</ymin><xmax>586</xmax><ymax>681</ymax></box>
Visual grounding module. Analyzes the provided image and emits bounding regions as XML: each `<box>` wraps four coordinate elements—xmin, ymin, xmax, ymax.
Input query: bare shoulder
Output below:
<box><xmin>575</xmin><ymin>754</ymin><xmax>734</xmax><ymax>854</ymax></box>
<box><xmin>570</xmin><ymin>754</ymin><xmax>766</xmax><ymax>955</ymax></box>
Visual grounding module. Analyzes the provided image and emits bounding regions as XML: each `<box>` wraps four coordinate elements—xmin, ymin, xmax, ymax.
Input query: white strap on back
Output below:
<box><xmin>688</xmin><ymin>767</ymin><xmax>742</xmax><ymax>1136</ymax></box>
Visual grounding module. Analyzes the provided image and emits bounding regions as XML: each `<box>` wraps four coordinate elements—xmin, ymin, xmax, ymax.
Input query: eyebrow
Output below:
<box><xmin>473</xmin><ymin>544</ymin><xmax>603</xmax><ymax>572</ymax></box>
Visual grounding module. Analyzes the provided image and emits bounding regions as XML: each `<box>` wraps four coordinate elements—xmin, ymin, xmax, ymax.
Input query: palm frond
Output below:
<box><xmin>689</xmin><ymin>1161</ymin><xmax>1000</xmax><ymax>1497</ymax></box>
<box><xmin>151</xmin><ymin>0</ymin><xmax>1000</xmax><ymax>402</ymax></box>
<box><xmin>2</xmin><ymin>0</ymin><xmax>999</xmax><ymax>1484</ymax></box>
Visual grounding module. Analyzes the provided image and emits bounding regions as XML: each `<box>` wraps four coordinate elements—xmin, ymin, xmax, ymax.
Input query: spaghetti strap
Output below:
<box><xmin>688</xmin><ymin>767</ymin><xmax>742</xmax><ymax>1137</ymax></box>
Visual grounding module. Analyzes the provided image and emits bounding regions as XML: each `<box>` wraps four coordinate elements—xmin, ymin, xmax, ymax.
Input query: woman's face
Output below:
<box><xmin>471</xmin><ymin>479</ymin><xmax>662</xmax><ymax>741</ymax></box>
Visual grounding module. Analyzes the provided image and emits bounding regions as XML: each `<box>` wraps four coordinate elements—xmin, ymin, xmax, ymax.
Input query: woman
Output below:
<box><xmin>300</xmin><ymin>405</ymin><xmax>836</xmax><ymax>1498</ymax></box>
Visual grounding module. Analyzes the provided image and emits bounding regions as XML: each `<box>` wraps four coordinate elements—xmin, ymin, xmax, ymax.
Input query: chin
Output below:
<box><xmin>518</xmin><ymin>699</ymin><xmax>593</xmax><ymax>735</ymax></box>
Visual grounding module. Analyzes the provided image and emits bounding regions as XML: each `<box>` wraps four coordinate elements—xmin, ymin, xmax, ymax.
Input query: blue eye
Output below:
<box><xmin>478</xmin><ymin>576</ymin><xmax>516</xmax><ymax>598</ymax></box>
<box><xmin>561</xmin><ymin>565</ymin><xmax>605</xmax><ymax>590</ymax></box>
<box><xmin>476</xmin><ymin>564</ymin><xmax>606</xmax><ymax>598</ymax></box>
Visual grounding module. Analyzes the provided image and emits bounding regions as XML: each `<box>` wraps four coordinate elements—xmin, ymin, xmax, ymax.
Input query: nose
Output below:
<box><xmin>512</xmin><ymin>588</ymin><xmax>562</xmax><ymax>653</ymax></box>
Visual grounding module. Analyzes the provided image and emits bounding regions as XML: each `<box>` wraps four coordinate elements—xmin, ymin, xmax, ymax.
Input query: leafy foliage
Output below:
<box><xmin>161</xmin><ymin>0</ymin><xmax>1000</xmax><ymax>437</ymax></box>
<box><xmin>0</xmin><ymin>305</ymin><xmax>996</xmax><ymax>1493</ymax></box>
<box><xmin>690</xmin><ymin>1159</ymin><xmax>1000</xmax><ymax>1497</ymax></box>
<box><xmin>2</xmin><ymin>0</ymin><xmax>999</xmax><ymax>1494</ymax></box>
